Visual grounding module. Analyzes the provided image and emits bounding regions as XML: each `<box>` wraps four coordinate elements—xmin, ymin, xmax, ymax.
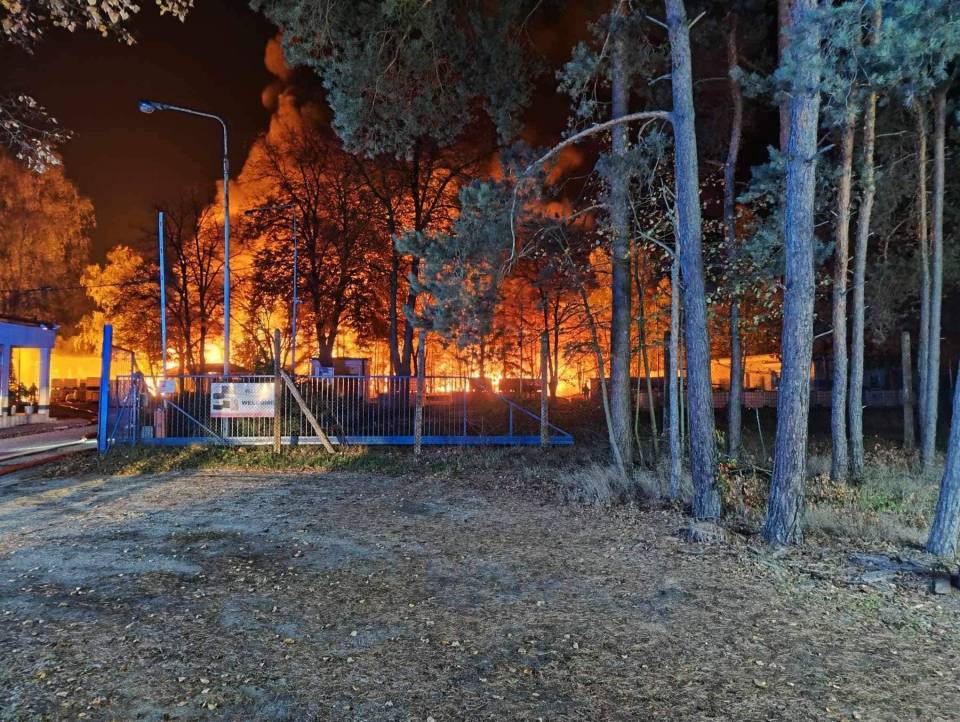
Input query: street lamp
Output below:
<box><xmin>245</xmin><ymin>203</ymin><xmax>299</xmax><ymax>374</ymax></box>
<box><xmin>139</xmin><ymin>99</ymin><xmax>232</xmax><ymax>376</ymax></box>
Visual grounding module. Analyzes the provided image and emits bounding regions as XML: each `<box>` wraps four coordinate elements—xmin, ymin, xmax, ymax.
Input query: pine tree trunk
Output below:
<box><xmin>848</xmin><ymin>5</ymin><xmax>881</xmax><ymax>481</ymax></box>
<box><xmin>635</xmin><ymin>271</ymin><xmax>659</xmax><ymax>461</ymax></box>
<box><xmin>724</xmin><ymin>13</ymin><xmax>744</xmax><ymax>461</ymax></box>
<box><xmin>915</xmin><ymin>103</ymin><xmax>931</xmax><ymax>446</ymax></box>
<box><xmin>666</xmin><ymin>0</ymin><xmax>719</xmax><ymax>519</ymax></box>
<box><xmin>902</xmin><ymin>331</ymin><xmax>915</xmax><ymax>451</ymax></box>
<box><xmin>669</xmin><ymin>256</ymin><xmax>681</xmax><ymax>500</ymax></box>
<box><xmin>609</xmin><ymin>2</ymin><xmax>633</xmax><ymax>469</ymax></box>
<box><xmin>922</xmin><ymin>89</ymin><xmax>946</xmax><ymax>472</ymax></box>
<box><xmin>762</xmin><ymin>0</ymin><xmax>820</xmax><ymax>546</ymax></box>
<box><xmin>633</xmin><ymin>262</ymin><xmax>642</xmax><ymax>455</ymax></box>
<box><xmin>926</xmin><ymin>360</ymin><xmax>960</xmax><ymax>557</ymax></box>
<box><xmin>578</xmin><ymin>282</ymin><xmax>626</xmax><ymax>478</ymax></box>
<box><xmin>679</xmin><ymin>320</ymin><xmax>686</xmax><ymax>451</ymax></box>
<box><xmin>830</xmin><ymin>118</ymin><xmax>855</xmax><ymax>482</ymax></box>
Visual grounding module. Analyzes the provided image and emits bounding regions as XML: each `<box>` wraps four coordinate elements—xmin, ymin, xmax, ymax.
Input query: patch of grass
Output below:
<box><xmin>856</xmin><ymin>448</ymin><xmax>938</xmax><ymax>523</ymax></box>
<box><xmin>711</xmin><ymin>444</ymin><xmax>941</xmax><ymax>545</ymax></box>
<box><xmin>46</xmin><ymin>442</ymin><xmax>604</xmax><ymax>488</ymax></box>
<box><xmin>45</xmin><ymin>439</ymin><xmax>942</xmax><ymax>548</ymax></box>
<box><xmin>557</xmin><ymin>463</ymin><xmax>652</xmax><ymax>507</ymax></box>
<box><xmin>47</xmin><ymin>444</ymin><xmax>420</xmax><ymax>477</ymax></box>
<box><xmin>802</xmin><ymin>445</ymin><xmax>941</xmax><ymax>544</ymax></box>
<box><xmin>803</xmin><ymin>503</ymin><xmax>926</xmax><ymax>546</ymax></box>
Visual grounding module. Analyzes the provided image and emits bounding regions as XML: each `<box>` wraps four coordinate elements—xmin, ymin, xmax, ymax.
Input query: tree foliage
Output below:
<box><xmin>0</xmin><ymin>149</ymin><xmax>92</xmax><ymax>323</ymax></box>
<box><xmin>79</xmin><ymin>245</ymin><xmax>161</xmax><ymax>371</ymax></box>
<box><xmin>243</xmin><ymin>126</ymin><xmax>387</xmax><ymax>365</ymax></box>
<box><xmin>251</xmin><ymin>0</ymin><xmax>536</xmax><ymax>158</ymax></box>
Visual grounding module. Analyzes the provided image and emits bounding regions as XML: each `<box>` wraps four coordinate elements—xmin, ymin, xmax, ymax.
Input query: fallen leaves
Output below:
<box><xmin>3</xmin><ymin>470</ymin><xmax>960</xmax><ymax>721</ymax></box>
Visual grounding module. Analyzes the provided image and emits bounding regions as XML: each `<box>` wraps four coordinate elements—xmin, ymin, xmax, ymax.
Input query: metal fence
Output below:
<box><xmin>738</xmin><ymin>388</ymin><xmax>903</xmax><ymax>409</ymax></box>
<box><xmin>101</xmin><ymin>374</ymin><xmax>574</xmax><ymax>450</ymax></box>
<box><xmin>629</xmin><ymin>388</ymin><xmax>904</xmax><ymax>412</ymax></box>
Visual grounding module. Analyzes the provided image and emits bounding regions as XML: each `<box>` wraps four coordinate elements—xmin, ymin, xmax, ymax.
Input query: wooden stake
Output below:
<box><xmin>902</xmin><ymin>330</ymin><xmax>915</xmax><ymax>451</ymax></box>
<box><xmin>273</xmin><ymin>329</ymin><xmax>282</xmax><ymax>454</ymax></box>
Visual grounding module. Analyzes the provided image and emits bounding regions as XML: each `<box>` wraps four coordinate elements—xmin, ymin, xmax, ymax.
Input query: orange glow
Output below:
<box><xmin>204</xmin><ymin>342</ymin><xmax>224</xmax><ymax>365</ymax></box>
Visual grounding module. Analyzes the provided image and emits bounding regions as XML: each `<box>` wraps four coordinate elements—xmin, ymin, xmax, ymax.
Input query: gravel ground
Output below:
<box><xmin>1</xmin><ymin>468</ymin><xmax>959</xmax><ymax>721</ymax></box>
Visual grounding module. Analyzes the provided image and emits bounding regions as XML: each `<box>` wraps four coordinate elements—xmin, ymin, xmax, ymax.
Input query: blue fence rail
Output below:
<box><xmin>101</xmin><ymin>374</ymin><xmax>573</xmax><ymax>450</ymax></box>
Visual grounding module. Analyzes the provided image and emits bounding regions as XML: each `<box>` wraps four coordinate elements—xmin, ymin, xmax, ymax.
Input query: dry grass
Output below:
<box><xmin>556</xmin><ymin>457</ymin><xmax>695</xmax><ymax>507</ymax></box>
<box><xmin>801</xmin><ymin>446</ymin><xmax>942</xmax><ymax>546</ymax></box>
<box><xmin>52</xmin><ymin>441</ymin><xmax>944</xmax><ymax>548</ymax></box>
<box><xmin>557</xmin><ymin>463</ymin><xmax>668</xmax><ymax>506</ymax></box>
<box><xmin>803</xmin><ymin>504</ymin><xmax>927</xmax><ymax>546</ymax></box>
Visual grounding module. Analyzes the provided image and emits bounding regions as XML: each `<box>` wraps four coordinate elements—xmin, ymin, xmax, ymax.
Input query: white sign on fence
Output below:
<box><xmin>211</xmin><ymin>382</ymin><xmax>274</xmax><ymax>418</ymax></box>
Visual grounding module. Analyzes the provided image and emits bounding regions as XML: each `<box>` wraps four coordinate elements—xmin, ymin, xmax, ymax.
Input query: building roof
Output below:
<box><xmin>0</xmin><ymin>316</ymin><xmax>59</xmax><ymax>349</ymax></box>
<box><xmin>0</xmin><ymin>315</ymin><xmax>59</xmax><ymax>330</ymax></box>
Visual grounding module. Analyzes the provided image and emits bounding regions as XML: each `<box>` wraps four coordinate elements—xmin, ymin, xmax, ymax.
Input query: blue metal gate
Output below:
<box><xmin>101</xmin><ymin>374</ymin><xmax>573</xmax><ymax>450</ymax></box>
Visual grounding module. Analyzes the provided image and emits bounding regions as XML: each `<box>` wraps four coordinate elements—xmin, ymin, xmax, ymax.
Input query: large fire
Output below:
<box><xmin>58</xmin><ymin>35</ymin><xmax>784</xmax><ymax>404</ymax></box>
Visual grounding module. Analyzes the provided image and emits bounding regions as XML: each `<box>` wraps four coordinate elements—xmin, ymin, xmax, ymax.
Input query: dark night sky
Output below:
<box><xmin>3</xmin><ymin>1</ymin><xmax>772</xmax><ymax>265</ymax></box>
<box><xmin>2</xmin><ymin>0</ymin><xmax>275</xmax><ymax>261</ymax></box>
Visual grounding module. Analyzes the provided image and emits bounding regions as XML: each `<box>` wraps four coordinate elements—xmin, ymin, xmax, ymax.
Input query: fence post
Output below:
<box><xmin>540</xmin><ymin>331</ymin><xmax>549</xmax><ymax>448</ymax></box>
<box><xmin>414</xmin><ymin>328</ymin><xmax>426</xmax><ymax>456</ymax></box>
<box><xmin>97</xmin><ymin>324</ymin><xmax>113</xmax><ymax>455</ymax></box>
<box><xmin>273</xmin><ymin>329</ymin><xmax>282</xmax><ymax>454</ymax></box>
<box><xmin>901</xmin><ymin>330</ymin><xmax>915</xmax><ymax>451</ymax></box>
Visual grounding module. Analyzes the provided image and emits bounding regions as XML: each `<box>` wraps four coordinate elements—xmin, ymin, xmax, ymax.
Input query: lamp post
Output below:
<box><xmin>158</xmin><ymin>210</ymin><xmax>167</xmax><ymax>376</ymax></box>
<box><xmin>138</xmin><ymin>100</ymin><xmax>231</xmax><ymax>376</ymax></box>
<box><xmin>245</xmin><ymin>203</ymin><xmax>299</xmax><ymax>373</ymax></box>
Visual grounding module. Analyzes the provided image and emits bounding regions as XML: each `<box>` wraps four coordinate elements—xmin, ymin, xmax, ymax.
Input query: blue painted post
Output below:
<box><xmin>0</xmin><ymin>344</ymin><xmax>10</xmax><ymax>418</ymax></box>
<box><xmin>158</xmin><ymin>211</ymin><xmax>168</xmax><ymax>375</ymax></box>
<box><xmin>97</xmin><ymin>324</ymin><xmax>113</xmax><ymax>454</ymax></box>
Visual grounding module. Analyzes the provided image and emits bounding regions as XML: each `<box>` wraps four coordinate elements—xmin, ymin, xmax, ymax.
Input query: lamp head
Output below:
<box><xmin>138</xmin><ymin>100</ymin><xmax>163</xmax><ymax>114</ymax></box>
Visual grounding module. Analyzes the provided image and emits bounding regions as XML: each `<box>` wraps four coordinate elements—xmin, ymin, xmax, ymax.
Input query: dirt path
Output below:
<box><xmin>1</xmin><ymin>469</ymin><xmax>958</xmax><ymax>721</ymax></box>
<box><xmin>0</xmin><ymin>419</ymin><xmax>93</xmax><ymax>443</ymax></box>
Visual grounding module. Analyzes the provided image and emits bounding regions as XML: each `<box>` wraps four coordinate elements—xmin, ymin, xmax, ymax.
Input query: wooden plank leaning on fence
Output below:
<box><xmin>280</xmin><ymin>370</ymin><xmax>336</xmax><ymax>453</ymax></box>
